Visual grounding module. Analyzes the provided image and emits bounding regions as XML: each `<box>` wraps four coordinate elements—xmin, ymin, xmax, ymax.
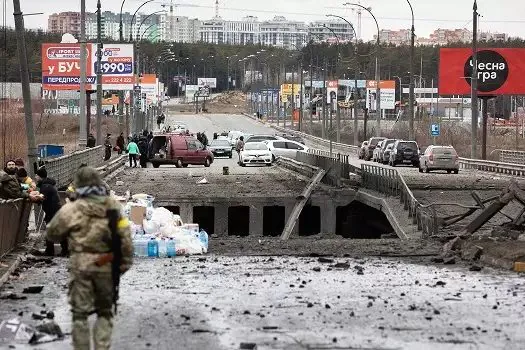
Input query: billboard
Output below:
<box><xmin>140</xmin><ymin>74</ymin><xmax>156</xmax><ymax>94</ymax></box>
<box><xmin>42</xmin><ymin>43</ymin><xmax>134</xmax><ymax>91</ymax></box>
<box><xmin>185</xmin><ymin>85</ymin><xmax>199</xmax><ymax>98</ymax></box>
<box><xmin>366</xmin><ymin>80</ymin><xmax>396</xmax><ymax>110</ymax></box>
<box><xmin>197</xmin><ymin>77</ymin><xmax>217</xmax><ymax>88</ymax></box>
<box><xmin>91</xmin><ymin>44</ymin><xmax>134</xmax><ymax>90</ymax></box>
<box><xmin>439</xmin><ymin>48</ymin><xmax>525</xmax><ymax>95</ymax></box>
<box><xmin>326</xmin><ymin>80</ymin><xmax>338</xmax><ymax>103</ymax></box>
<box><xmin>42</xmin><ymin>43</ymin><xmax>94</xmax><ymax>90</ymax></box>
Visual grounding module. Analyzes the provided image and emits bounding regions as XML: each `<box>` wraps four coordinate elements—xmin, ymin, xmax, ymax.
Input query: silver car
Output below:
<box><xmin>382</xmin><ymin>143</ymin><xmax>395</xmax><ymax>164</ymax></box>
<box><xmin>372</xmin><ymin>141</ymin><xmax>384</xmax><ymax>162</ymax></box>
<box><xmin>419</xmin><ymin>145</ymin><xmax>459</xmax><ymax>174</ymax></box>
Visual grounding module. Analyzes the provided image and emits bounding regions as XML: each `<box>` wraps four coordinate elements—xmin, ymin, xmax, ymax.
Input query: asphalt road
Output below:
<box><xmin>1</xmin><ymin>254</ymin><xmax>524</xmax><ymax>349</ymax></box>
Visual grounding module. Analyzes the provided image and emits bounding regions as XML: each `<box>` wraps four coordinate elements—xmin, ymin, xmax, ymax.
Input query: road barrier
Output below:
<box><xmin>459</xmin><ymin>157</ymin><xmax>525</xmax><ymax>176</ymax></box>
<box><xmin>0</xmin><ymin>199</ymin><xmax>32</xmax><ymax>258</ymax></box>
<box><xmin>499</xmin><ymin>150</ymin><xmax>525</xmax><ymax>166</ymax></box>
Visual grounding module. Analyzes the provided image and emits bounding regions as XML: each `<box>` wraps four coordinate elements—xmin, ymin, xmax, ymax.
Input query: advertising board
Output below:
<box><xmin>91</xmin><ymin>44</ymin><xmax>134</xmax><ymax>90</ymax></box>
<box><xmin>197</xmin><ymin>78</ymin><xmax>217</xmax><ymax>88</ymax></box>
<box><xmin>439</xmin><ymin>48</ymin><xmax>525</xmax><ymax>95</ymax></box>
<box><xmin>42</xmin><ymin>43</ymin><xmax>94</xmax><ymax>90</ymax></box>
<box><xmin>42</xmin><ymin>43</ymin><xmax>134</xmax><ymax>91</ymax></box>
<box><xmin>366</xmin><ymin>80</ymin><xmax>396</xmax><ymax>110</ymax></box>
<box><xmin>326</xmin><ymin>81</ymin><xmax>338</xmax><ymax>103</ymax></box>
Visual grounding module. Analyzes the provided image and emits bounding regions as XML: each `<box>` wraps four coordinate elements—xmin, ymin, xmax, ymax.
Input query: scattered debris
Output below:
<box><xmin>22</xmin><ymin>286</ymin><xmax>44</xmax><ymax>294</ymax></box>
<box><xmin>197</xmin><ymin>178</ymin><xmax>209</xmax><ymax>185</ymax></box>
<box><xmin>317</xmin><ymin>257</ymin><xmax>334</xmax><ymax>264</ymax></box>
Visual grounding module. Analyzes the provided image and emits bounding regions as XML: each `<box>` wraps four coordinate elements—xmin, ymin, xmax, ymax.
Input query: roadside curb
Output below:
<box><xmin>0</xmin><ymin>233</ymin><xmax>41</xmax><ymax>288</ymax></box>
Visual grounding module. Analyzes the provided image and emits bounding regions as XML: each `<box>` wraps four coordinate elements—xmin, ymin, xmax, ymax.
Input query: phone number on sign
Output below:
<box><xmin>103</xmin><ymin>76</ymin><xmax>134</xmax><ymax>84</ymax></box>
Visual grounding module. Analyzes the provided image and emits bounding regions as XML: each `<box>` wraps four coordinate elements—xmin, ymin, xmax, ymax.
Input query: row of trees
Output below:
<box><xmin>2</xmin><ymin>27</ymin><xmax>525</xmax><ymax>92</ymax></box>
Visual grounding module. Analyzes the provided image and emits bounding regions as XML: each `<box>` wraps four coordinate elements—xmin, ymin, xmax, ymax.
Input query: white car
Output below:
<box><xmin>239</xmin><ymin>142</ymin><xmax>272</xmax><ymax>167</ymax></box>
<box><xmin>266</xmin><ymin>140</ymin><xmax>309</xmax><ymax>161</ymax></box>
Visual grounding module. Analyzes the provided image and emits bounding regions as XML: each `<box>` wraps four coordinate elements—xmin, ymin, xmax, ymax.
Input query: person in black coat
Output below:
<box><xmin>35</xmin><ymin>167</ymin><xmax>68</xmax><ymax>256</ymax></box>
<box><xmin>137</xmin><ymin>135</ymin><xmax>149</xmax><ymax>168</ymax></box>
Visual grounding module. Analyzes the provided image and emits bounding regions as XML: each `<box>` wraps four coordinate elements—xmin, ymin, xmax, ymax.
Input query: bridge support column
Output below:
<box><xmin>320</xmin><ymin>204</ymin><xmax>337</xmax><ymax>234</ymax></box>
<box><xmin>250</xmin><ymin>205</ymin><xmax>264</xmax><ymax>237</ymax></box>
<box><xmin>214</xmin><ymin>205</ymin><xmax>228</xmax><ymax>236</ymax></box>
<box><xmin>180</xmin><ymin>204</ymin><xmax>193</xmax><ymax>225</ymax></box>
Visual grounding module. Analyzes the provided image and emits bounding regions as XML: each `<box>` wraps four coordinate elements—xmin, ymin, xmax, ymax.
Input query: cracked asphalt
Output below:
<box><xmin>1</xmin><ymin>253</ymin><xmax>524</xmax><ymax>350</ymax></box>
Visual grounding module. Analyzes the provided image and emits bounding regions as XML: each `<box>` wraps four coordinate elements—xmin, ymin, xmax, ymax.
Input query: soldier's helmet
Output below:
<box><xmin>74</xmin><ymin>166</ymin><xmax>103</xmax><ymax>188</ymax></box>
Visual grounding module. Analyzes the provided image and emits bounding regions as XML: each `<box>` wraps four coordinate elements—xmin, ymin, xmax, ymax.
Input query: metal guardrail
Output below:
<box><xmin>459</xmin><ymin>157</ymin><xmax>525</xmax><ymax>176</ymax></box>
<box><xmin>299</xmin><ymin>151</ymin><xmax>361</xmax><ymax>186</ymax></box>
<box><xmin>42</xmin><ymin>146</ymin><xmax>104</xmax><ymax>189</ymax></box>
<box><xmin>0</xmin><ymin>199</ymin><xmax>32</xmax><ymax>258</ymax></box>
<box><xmin>361</xmin><ymin>164</ymin><xmax>438</xmax><ymax>238</ymax></box>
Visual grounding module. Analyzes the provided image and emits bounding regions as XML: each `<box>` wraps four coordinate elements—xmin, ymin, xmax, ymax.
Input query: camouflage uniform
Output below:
<box><xmin>47</xmin><ymin>167</ymin><xmax>133</xmax><ymax>350</ymax></box>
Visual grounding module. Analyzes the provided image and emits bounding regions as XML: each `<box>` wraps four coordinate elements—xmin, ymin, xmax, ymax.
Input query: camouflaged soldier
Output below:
<box><xmin>47</xmin><ymin>166</ymin><xmax>133</xmax><ymax>350</ymax></box>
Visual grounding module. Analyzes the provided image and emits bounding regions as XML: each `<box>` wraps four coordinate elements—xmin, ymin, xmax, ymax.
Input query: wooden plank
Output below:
<box><xmin>280</xmin><ymin>168</ymin><xmax>327</xmax><ymax>240</ymax></box>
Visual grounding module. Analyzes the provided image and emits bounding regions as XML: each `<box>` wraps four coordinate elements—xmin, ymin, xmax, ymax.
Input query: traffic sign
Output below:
<box><xmin>431</xmin><ymin>123</ymin><xmax>440</xmax><ymax>136</ymax></box>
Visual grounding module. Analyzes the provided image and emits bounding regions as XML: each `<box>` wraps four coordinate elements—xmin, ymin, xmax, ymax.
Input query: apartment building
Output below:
<box><xmin>258</xmin><ymin>16</ymin><xmax>308</xmax><ymax>49</ymax></box>
<box><xmin>309</xmin><ymin>19</ymin><xmax>355</xmax><ymax>43</ymax></box>
<box><xmin>48</xmin><ymin>12</ymin><xmax>81</xmax><ymax>37</ymax></box>
<box><xmin>200</xmin><ymin>16</ymin><xmax>259</xmax><ymax>45</ymax></box>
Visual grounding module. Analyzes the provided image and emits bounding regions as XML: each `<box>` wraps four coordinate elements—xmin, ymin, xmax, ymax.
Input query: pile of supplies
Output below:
<box><xmin>116</xmin><ymin>192</ymin><xmax>208</xmax><ymax>257</ymax></box>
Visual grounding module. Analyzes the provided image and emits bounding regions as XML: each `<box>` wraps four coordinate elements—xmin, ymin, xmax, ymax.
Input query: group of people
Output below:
<box><xmin>0</xmin><ymin>159</ymin><xmax>67</xmax><ymax>256</ymax></box>
<box><xmin>196</xmin><ymin>132</ymin><xmax>209</xmax><ymax>147</ymax></box>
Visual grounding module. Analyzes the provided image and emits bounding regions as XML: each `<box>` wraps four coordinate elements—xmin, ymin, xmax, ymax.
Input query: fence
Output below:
<box><xmin>42</xmin><ymin>146</ymin><xmax>104</xmax><ymax>189</ymax></box>
<box><xmin>459</xmin><ymin>157</ymin><xmax>525</xmax><ymax>177</ymax></box>
<box><xmin>299</xmin><ymin>150</ymin><xmax>360</xmax><ymax>186</ymax></box>
<box><xmin>499</xmin><ymin>150</ymin><xmax>525</xmax><ymax>166</ymax></box>
<box><xmin>0</xmin><ymin>199</ymin><xmax>32</xmax><ymax>258</ymax></box>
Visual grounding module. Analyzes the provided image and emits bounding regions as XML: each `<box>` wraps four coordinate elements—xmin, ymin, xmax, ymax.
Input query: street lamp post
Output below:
<box><xmin>119</xmin><ymin>0</ymin><xmax>127</xmax><ymax>136</ymax></box>
<box><xmin>406</xmin><ymin>0</ymin><xmax>416</xmax><ymax>140</ymax></box>
<box><xmin>344</xmin><ymin>3</ymin><xmax>381</xmax><ymax>135</ymax></box>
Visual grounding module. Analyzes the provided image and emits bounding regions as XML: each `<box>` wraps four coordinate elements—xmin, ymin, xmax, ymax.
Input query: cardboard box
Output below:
<box><xmin>514</xmin><ymin>262</ymin><xmax>525</xmax><ymax>273</ymax></box>
<box><xmin>130</xmin><ymin>206</ymin><xmax>147</xmax><ymax>225</ymax></box>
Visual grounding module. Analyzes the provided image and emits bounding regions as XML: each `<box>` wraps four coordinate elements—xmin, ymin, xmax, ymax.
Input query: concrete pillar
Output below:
<box><xmin>285</xmin><ymin>204</ymin><xmax>299</xmax><ymax>236</ymax></box>
<box><xmin>250</xmin><ymin>204</ymin><xmax>264</xmax><ymax>236</ymax></box>
<box><xmin>321</xmin><ymin>203</ymin><xmax>337</xmax><ymax>234</ymax></box>
<box><xmin>215</xmin><ymin>205</ymin><xmax>228</xmax><ymax>236</ymax></box>
<box><xmin>180</xmin><ymin>204</ymin><xmax>193</xmax><ymax>224</ymax></box>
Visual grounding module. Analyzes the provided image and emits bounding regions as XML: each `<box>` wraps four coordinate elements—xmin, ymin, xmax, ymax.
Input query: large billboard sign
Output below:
<box><xmin>92</xmin><ymin>44</ymin><xmax>134</xmax><ymax>90</ymax></box>
<box><xmin>42</xmin><ymin>43</ymin><xmax>134</xmax><ymax>91</ymax></box>
<box><xmin>42</xmin><ymin>44</ymin><xmax>94</xmax><ymax>90</ymax></box>
<box><xmin>439</xmin><ymin>48</ymin><xmax>525</xmax><ymax>95</ymax></box>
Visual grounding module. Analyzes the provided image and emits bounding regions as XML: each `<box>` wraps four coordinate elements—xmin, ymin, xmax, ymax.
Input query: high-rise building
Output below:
<box><xmin>48</xmin><ymin>12</ymin><xmax>82</xmax><ymax>37</ymax></box>
<box><xmin>200</xmin><ymin>16</ymin><xmax>260</xmax><ymax>45</ymax></box>
<box><xmin>259</xmin><ymin>16</ymin><xmax>308</xmax><ymax>50</ymax></box>
<box><xmin>168</xmin><ymin>16</ymin><xmax>200</xmax><ymax>43</ymax></box>
<box><xmin>309</xmin><ymin>19</ymin><xmax>354</xmax><ymax>43</ymax></box>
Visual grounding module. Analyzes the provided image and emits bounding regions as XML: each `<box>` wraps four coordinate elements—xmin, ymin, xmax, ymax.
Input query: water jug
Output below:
<box><xmin>167</xmin><ymin>238</ymin><xmax>176</xmax><ymax>258</ymax></box>
<box><xmin>199</xmin><ymin>230</ymin><xmax>209</xmax><ymax>250</ymax></box>
<box><xmin>147</xmin><ymin>238</ymin><xmax>159</xmax><ymax>257</ymax></box>
<box><xmin>158</xmin><ymin>238</ymin><xmax>167</xmax><ymax>258</ymax></box>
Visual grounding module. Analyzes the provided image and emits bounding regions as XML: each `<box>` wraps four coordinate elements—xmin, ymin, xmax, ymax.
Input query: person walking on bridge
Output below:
<box><xmin>47</xmin><ymin>166</ymin><xmax>133</xmax><ymax>350</ymax></box>
<box><xmin>235</xmin><ymin>136</ymin><xmax>245</xmax><ymax>164</ymax></box>
<box><xmin>127</xmin><ymin>138</ymin><xmax>140</xmax><ymax>168</ymax></box>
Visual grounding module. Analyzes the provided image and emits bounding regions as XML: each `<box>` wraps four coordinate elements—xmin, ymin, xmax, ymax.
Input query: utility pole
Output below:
<box><xmin>118</xmin><ymin>0</ymin><xmax>126</xmax><ymax>136</ymax></box>
<box><xmin>291</xmin><ymin>64</ymin><xmax>295</xmax><ymax>129</ymax></box>
<box><xmin>408</xmin><ymin>0</ymin><xmax>415</xmax><ymax>140</ymax></box>
<box><xmin>309</xmin><ymin>58</ymin><xmax>313</xmax><ymax>131</ymax></box>
<box><xmin>481</xmin><ymin>97</ymin><xmax>488</xmax><ymax>159</ymax></box>
<box><xmin>299</xmin><ymin>59</ymin><xmax>304</xmax><ymax>132</ymax></box>
<box><xmin>322</xmin><ymin>61</ymin><xmax>327</xmax><ymax>139</ymax></box>
<box><xmin>354</xmin><ymin>52</ymin><xmax>359</xmax><ymax>146</ymax></box>
<box><xmin>79</xmin><ymin>0</ymin><xmax>87</xmax><ymax>148</ymax></box>
<box><xmin>96</xmin><ymin>0</ymin><xmax>103</xmax><ymax>146</ymax></box>
<box><xmin>12</xmin><ymin>0</ymin><xmax>37</xmax><ymax>176</ymax></box>
<box><xmin>471</xmin><ymin>0</ymin><xmax>479</xmax><ymax>159</ymax></box>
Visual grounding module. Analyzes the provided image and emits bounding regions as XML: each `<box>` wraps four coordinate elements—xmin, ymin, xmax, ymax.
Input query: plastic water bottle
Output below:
<box><xmin>158</xmin><ymin>238</ymin><xmax>167</xmax><ymax>258</ymax></box>
<box><xmin>147</xmin><ymin>238</ymin><xmax>159</xmax><ymax>257</ymax></box>
<box><xmin>199</xmin><ymin>230</ymin><xmax>209</xmax><ymax>251</ymax></box>
<box><xmin>167</xmin><ymin>238</ymin><xmax>176</xmax><ymax>258</ymax></box>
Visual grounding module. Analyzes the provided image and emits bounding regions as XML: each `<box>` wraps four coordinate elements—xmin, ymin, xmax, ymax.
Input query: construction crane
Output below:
<box><xmin>350</xmin><ymin>0</ymin><xmax>363</xmax><ymax>40</ymax></box>
<box><xmin>153</xmin><ymin>1</ymin><xmax>201</xmax><ymax>39</ymax></box>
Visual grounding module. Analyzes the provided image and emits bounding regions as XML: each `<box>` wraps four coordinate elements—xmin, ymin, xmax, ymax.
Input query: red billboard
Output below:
<box><xmin>439</xmin><ymin>48</ymin><xmax>525</xmax><ymax>95</ymax></box>
<box><xmin>41</xmin><ymin>43</ymin><xmax>95</xmax><ymax>91</ymax></box>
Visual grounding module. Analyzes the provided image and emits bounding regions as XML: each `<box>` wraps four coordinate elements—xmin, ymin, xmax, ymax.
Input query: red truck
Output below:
<box><xmin>148</xmin><ymin>133</ymin><xmax>214</xmax><ymax>168</ymax></box>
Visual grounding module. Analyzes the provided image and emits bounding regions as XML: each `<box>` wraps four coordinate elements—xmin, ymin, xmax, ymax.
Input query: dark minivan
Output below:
<box><xmin>149</xmin><ymin>134</ymin><xmax>214</xmax><ymax>168</ymax></box>
<box><xmin>389</xmin><ymin>140</ymin><xmax>419</xmax><ymax>167</ymax></box>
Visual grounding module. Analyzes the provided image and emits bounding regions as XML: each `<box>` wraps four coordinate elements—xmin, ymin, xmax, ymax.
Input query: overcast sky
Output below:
<box><xmin>3</xmin><ymin>0</ymin><xmax>524</xmax><ymax>40</ymax></box>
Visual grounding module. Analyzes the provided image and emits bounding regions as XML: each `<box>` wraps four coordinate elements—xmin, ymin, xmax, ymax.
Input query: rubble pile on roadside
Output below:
<box><xmin>115</xmin><ymin>192</ymin><xmax>209</xmax><ymax>257</ymax></box>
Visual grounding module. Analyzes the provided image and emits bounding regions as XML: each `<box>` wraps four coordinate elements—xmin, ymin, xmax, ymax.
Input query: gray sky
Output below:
<box><xmin>3</xmin><ymin>0</ymin><xmax>524</xmax><ymax>40</ymax></box>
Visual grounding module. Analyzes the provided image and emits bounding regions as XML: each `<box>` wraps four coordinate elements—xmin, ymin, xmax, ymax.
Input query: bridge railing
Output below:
<box><xmin>499</xmin><ymin>150</ymin><xmax>525</xmax><ymax>165</ymax></box>
<box><xmin>300</xmin><ymin>150</ymin><xmax>360</xmax><ymax>185</ymax></box>
<box><xmin>42</xmin><ymin>146</ymin><xmax>104</xmax><ymax>189</ymax></box>
<box><xmin>459</xmin><ymin>157</ymin><xmax>525</xmax><ymax>177</ymax></box>
<box><xmin>0</xmin><ymin>199</ymin><xmax>32</xmax><ymax>258</ymax></box>
<box><xmin>360</xmin><ymin>164</ymin><xmax>439</xmax><ymax>238</ymax></box>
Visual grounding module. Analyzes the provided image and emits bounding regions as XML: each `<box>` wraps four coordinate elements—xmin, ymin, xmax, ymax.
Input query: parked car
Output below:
<box><xmin>358</xmin><ymin>141</ymin><xmax>369</xmax><ymax>159</ymax></box>
<box><xmin>278</xmin><ymin>133</ymin><xmax>305</xmax><ymax>145</ymax></box>
<box><xmin>266</xmin><ymin>140</ymin><xmax>309</xmax><ymax>161</ymax></box>
<box><xmin>227</xmin><ymin>130</ymin><xmax>244</xmax><ymax>146</ymax></box>
<box><xmin>239</xmin><ymin>142</ymin><xmax>273</xmax><ymax>167</ymax></box>
<box><xmin>389</xmin><ymin>140</ymin><xmax>420</xmax><ymax>167</ymax></box>
<box><xmin>377</xmin><ymin>139</ymin><xmax>396</xmax><ymax>163</ymax></box>
<box><xmin>382</xmin><ymin>143</ymin><xmax>395</xmax><ymax>164</ymax></box>
<box><xmin>208</xmin><ymin>139</ymin><xmax>233</xmax><ymax>158</ymax></box>
<box><xmin>372</xmin><ymin>141</ymin><xmax>384</xmax><ymax>162</ymax></box>
<box><xmin>419</xmin><ymin>145</ymin><xmax>459</xmax><ymax>174</ymax></box>
<box><xmin>365</xmin><ymin>137</ymin><xmax>386</xmax><ymax>161</ymax></box>
<box><xmin>148</xmin><ymin>134</ymin><xmax>214</xmax><ymax>168</ymax></box>
<box><xmin>246</xmin><ymin>134</ymin><xmax>284</xmax><ymax>143</ymax></box>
